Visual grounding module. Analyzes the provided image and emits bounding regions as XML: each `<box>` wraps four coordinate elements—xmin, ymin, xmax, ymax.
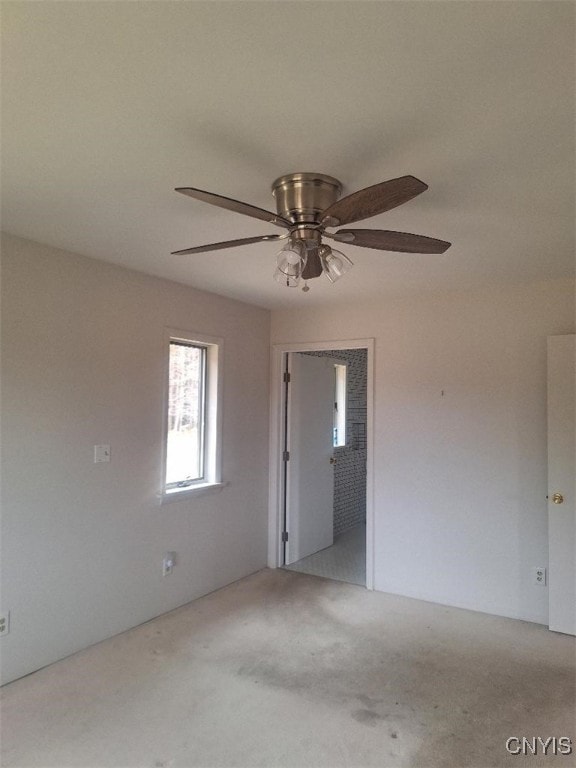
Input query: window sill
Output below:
<box><xmin>160</xmin><ymin>481</ymin><xmax>229</xmax><ymax>505</ymax></box>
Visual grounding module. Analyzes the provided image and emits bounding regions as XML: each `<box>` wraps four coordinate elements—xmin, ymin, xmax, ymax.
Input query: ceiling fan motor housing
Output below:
<box><xmin>272</xmin><ymin>173</ymin><xmax>343</xmax><ymax>280</ymax></box>
<box><xmin>271</xmin><ymin>173</ymin><xmax>342</xmax><ymax>224</ymax></box>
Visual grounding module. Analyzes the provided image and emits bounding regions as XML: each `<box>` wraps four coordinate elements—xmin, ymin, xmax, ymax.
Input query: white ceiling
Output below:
<box><xmin>2</xmin><ymin>1</ymin><xmax>574</xmax><ymax>309</ymax></box>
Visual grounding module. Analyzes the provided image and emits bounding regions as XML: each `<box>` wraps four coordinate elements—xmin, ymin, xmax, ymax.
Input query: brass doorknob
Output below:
<box><xmin>551</xmin><ymin>493</ymin><xmax>564</xmax><ymax>504</ymax></box>
<box><xmin>330</xmin><ymin>457</ymin><xmax>337</xmax><ymax>465</ymax></box>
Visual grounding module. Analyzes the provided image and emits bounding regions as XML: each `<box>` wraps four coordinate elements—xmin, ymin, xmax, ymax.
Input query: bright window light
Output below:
<box><xmin>333</xmin><ymin>363</ymin><xmax>347</xmax><ymax>447</ymax></box>
<box><xmin>166</xmin><ymin>342</ymin><xmax>206</xmax><ymax>486</ymax></box>
<box><xmin>163</xmin><ymin>331</ymin><xmax>222</xmax><ymax>500</ymax></box>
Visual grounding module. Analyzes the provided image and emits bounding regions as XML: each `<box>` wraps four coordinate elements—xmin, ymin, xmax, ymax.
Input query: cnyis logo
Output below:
<box><xmin>506</xmin><ymin>737</ymin><xmax>573</xmax><ymax>756</ymax></box>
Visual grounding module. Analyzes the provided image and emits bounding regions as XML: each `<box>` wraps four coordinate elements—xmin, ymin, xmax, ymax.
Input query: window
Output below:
<box><xmin>166</xmin><ymin>342</ymin><xmax>206</xmax><ymax>485</ymax></box>
<box><xmin>163</xmin><ymin>330</ymin><xmax>222</xmax><ymax>499</ymax></box>
<box><xmin>333</xmin><ymin>363</ymin><xmax>347</xmax><ymax>447</ymax></box>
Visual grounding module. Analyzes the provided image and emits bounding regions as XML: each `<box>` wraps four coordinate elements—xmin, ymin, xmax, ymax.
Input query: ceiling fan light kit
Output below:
<box><xmin>173</xmin><ymin>172</ymin><xmax>451</xmax><ymax>291</ymax></box>
<box><xmin>319</xmin><ymin>245</ymin><xmax>353</xmax><ymax>283</ymax></box>
<box><xmin>274</xmin><ymin>239</ymin><xmax>307</xmax><ymax>287</ymax></box>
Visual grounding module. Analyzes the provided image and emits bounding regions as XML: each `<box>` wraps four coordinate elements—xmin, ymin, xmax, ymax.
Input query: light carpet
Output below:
<box><xmin>2</xmin><ymin>568</ymin><xmax>575</xmax><ymax>768</ymax></box>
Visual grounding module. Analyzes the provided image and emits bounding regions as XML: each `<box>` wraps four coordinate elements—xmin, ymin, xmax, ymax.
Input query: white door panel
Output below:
<box><xmin>286</xmin><ymin>354</ymin><xmax>334</xmax><ymax>564</ymax></box>
<box><xmin>547</xmin><ymin>335</ymin><xmax>575</xmax><ymax>635</ymax></box>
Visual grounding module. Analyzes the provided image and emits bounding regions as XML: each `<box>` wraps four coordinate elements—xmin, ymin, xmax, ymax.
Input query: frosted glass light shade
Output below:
<box><xmin>275</xmin><ymin>240</ymin><xmax>306</xmax><ymax>286</ymax></box>
<box><xmin>319</xmin><ymin>245</ymin><xmax>353</xmax><ymax>283</ymax></box>
<box><xmin>273</xmin><ymin>268</ymin><xmax>300</xmax><ymax>288</ymax></box>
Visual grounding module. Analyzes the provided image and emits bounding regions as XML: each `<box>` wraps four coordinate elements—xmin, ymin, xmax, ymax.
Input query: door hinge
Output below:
<box><xmin>281</xmin><ymin>531</ymin><xmax>289</xmax><ymax>543</ymax></box>
<box><xmin>283</xmin><ymin>371</ymin><xmax>291</xmax><ymax>383</ymax></box>
<box><xmin>282</xmin><ymin>450</ymin><xmax>290</xmax><ymax>462</ymax></box>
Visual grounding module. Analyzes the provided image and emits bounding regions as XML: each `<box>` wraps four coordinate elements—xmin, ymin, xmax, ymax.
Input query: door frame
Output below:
<box><xmin>268</xmin><ymin>338</ymin><xmax>375</xmax><ymax>589</ymax></box>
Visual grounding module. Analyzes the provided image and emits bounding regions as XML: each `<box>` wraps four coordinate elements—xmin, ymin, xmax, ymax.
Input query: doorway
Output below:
<box><xmin>268</xmin><ymin>340</ymin><xmax>374</xmax><ymax>589</ymax></box>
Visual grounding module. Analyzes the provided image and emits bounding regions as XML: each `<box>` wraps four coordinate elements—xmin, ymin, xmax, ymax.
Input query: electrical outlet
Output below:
<box><xmin>162</xmin><ymin>552</ymin><xmax>176</xmax><ymax>576</ymax></box>
<box><xmin>0</xmin><ymin>612</ymin><xmax>10</xmax><ymax>637</ymax></box>
<box><xmin>534</xmin><ymin>566</ymin><xmax>547</xmax><ymax>586</ymax></box>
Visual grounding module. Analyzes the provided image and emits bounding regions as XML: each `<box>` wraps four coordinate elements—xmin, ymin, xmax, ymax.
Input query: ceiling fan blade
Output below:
<box><xmin>321</xmin><ymin>176</ymin><xmax>428</xmax><ymax>227</ymax></box>
<box><xmin>331</xmin><ymin>229</ymin><xmax>451</xmax><ymax>254</ymax></box>
<box><xmin>171</xmin><ymin>234</ymin><xmax>285</xmax><ymax>256</ymax></box>
<box><xmin>176</xmin><ymin>187</ymin><xmax>291</xmax><ymax>228</ymax></box>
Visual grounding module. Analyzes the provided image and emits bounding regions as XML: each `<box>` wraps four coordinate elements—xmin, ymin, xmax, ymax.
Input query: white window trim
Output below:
<box><xmin>160</xmin><ymin>328</ymin><xmax>224</xmax><ymax>505</ymax></box>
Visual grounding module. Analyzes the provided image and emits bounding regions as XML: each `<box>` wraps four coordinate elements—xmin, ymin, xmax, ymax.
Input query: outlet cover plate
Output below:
<box><xmin>162</xmin><ymin>551</ymin><xmax>176</xmax><ymax>576</ymax></box>
<box><xmin>0</xmin><ymin>612</ymin><xmax>10</xmax><ymax>636</ymax></box>
<box><xmin>534</xmin><ymin>566</ymin><xmax>547</xmax><ymax>586</ymax></box>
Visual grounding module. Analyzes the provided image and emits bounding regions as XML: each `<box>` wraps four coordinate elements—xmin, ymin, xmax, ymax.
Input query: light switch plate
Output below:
<box><xmin>94</xmin><ymin>445</ymin><xmax>111</xmax><ymax>463</ymax></box>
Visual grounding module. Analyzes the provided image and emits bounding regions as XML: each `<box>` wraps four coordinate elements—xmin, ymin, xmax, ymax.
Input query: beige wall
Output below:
<box><xmin>271</xmin><ymin>279</ymin><xmax>575</xmax><ymax>623</ymax></box>
<box><xmin>1</xmin><ymin>233</ymin><xmax>271</xmax><ymax>684</ymax></box>
<box><xmin>2</xmin><ymin>230</ymin><xmax>574</xmax><ymax>684</ymax></box>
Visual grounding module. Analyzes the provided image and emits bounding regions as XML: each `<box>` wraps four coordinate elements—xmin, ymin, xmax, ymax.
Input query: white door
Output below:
<box><xmin>285</xmin><ymin>353</ymin><xmax>335</xmax><ymax>565</ymax></box>
<box><xmin>547</xmin><ymin>335</ymin><xmax>575</xmax><ymax>635</ymax></box>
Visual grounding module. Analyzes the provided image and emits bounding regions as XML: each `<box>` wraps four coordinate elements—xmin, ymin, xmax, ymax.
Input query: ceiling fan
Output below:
<box><xmin>172</xmin><ymin>173</ymin><xmax>451</xmax><ymax>289</ymax></box>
